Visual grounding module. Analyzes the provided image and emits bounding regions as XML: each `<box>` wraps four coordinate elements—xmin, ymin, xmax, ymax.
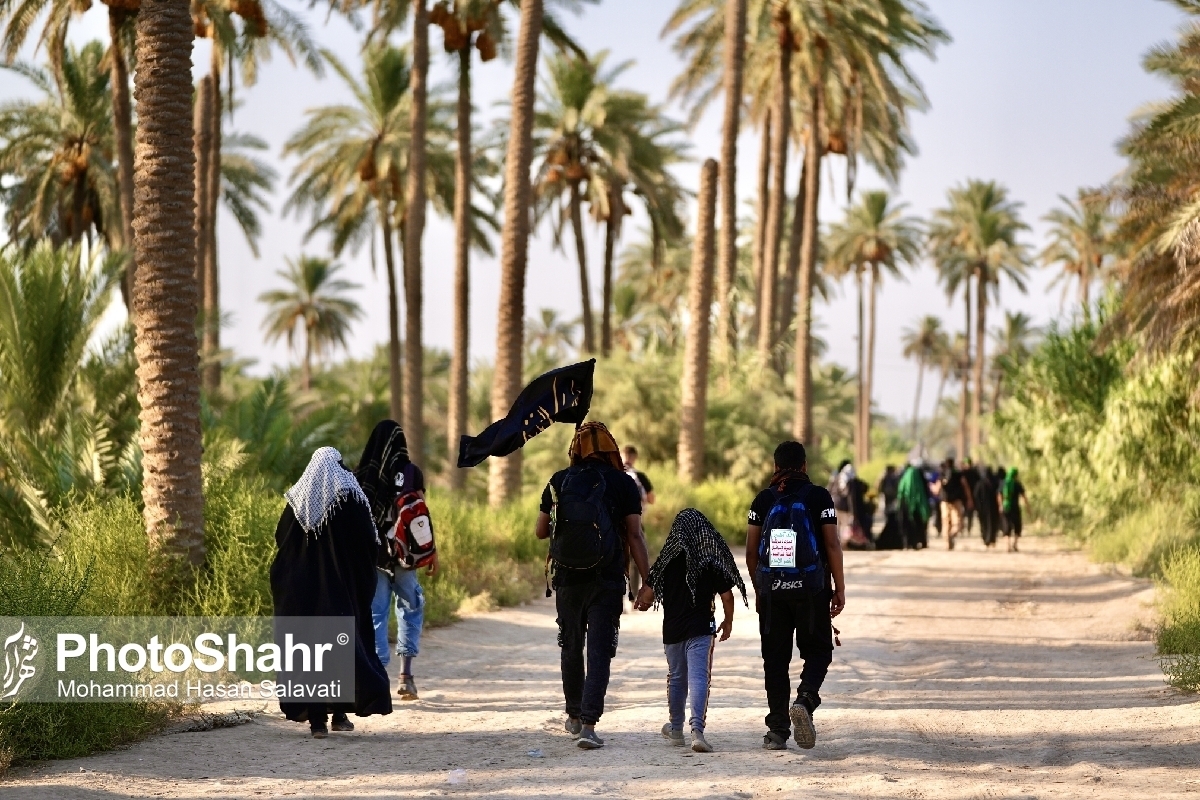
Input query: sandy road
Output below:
<box><xmin>5</xmin><ymin>535</ymin><xmax>1197</xmax><ymax>799</ymax></box>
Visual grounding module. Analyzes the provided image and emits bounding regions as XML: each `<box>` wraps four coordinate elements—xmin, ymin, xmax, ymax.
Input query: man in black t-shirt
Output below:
<box><xmin>536</xmin><ymin>422</ymin><xmax>651</xmax><ymax>750</ymax></box>
<box><xmin>746</xmin><ymin>441</ymin><xmax>845</xmax><ymax>752</ymax></box>
<box><xmin>939</xmin><ymin>458</ymin><xmax>975</xmax><ymax>551</ymax></box>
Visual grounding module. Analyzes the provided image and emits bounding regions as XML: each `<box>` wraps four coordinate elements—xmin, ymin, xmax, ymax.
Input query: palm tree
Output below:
<box><xmin>825</xmin><ymin>190</ymin><xmax>922</xmax><ymax>462</ymax></box>
<box><xmin>0</xmin><ymin>42</ymin><xmax>117</xmax><ymax>248</ymax></box>
<box><xmin>928</xmin><ymin>179</ymin><xmax>1030</xmax><ymax>456</ymax></box>
<box><xmin>531</xmin><ymin>51</ymin><xmax>686</xmax><ymax>357</ymax></box>
<box><xmin>434</xmin><ymin>0</ymin><xmax>498</xmax><ymax>489</ymax></box>
<box><xmin>284</xmin><ymin>46</ymin><xmax>416</xmax><ymax>428</ymax></box>
<box><xmin>219</xmin><ymin>131</ymin><xmax>278</xmax><ymax>256</ymax></box>
<box><xmin>788</xmin><ymin>0</ymin><xmax>948</xmax><ymax>447</ymax></box>
<box><xmin>525</xmin><ymin>307</ymin><xmax>577</xmax><ymax>361</ymax></box>
<box><xmin>489</xmin><ymin>0</ymin><xmax>543</xmax><ymax>506</ymax></box>
<box><xmin>0</xmin><ymin>0</ymin><xmax>139</xmax><ymax>306</ymax></box>
<box><xmin>717</xmin><ymin>0</ymin><xmax>747</xmax><ymax>355</ymax></box>
<box><xmin>431</xmin><ymin>0</ymin><xmax>587</xmax><ymax>488</ymax></box>
<box><xmin>131</xmin><ymin>0</ymin><xmax>205</xmax><ymax>563</ymax></box>
<box><xmin>0</xmin><ymin>242</ymin><xmax>128</xmax><ymax>544</ymax></box>
<box><xmin>755</xmin><ymin>3</ymin><xmax>792</xmax><ymax>363</ymax></box>
<box><xmin>192</xmin><ymin>0</ymin><xmax>321</xmax><ymax>394</ymax></box>
<box><xmin>1111</xmin><ymin>10</ymin><xmax>1200</xmax><ymax>354</ymax></box>
<box><xmin>989</xmin><ymin>310</ymin><xmax>1039</xmax><ymax>410</ymax></box>
<box><xmin>678</xmin><ymin>159</ymin><xmax>718</xmax><ymax>483</ymax></box>
<box><xmin>901</xmin><ymin>315</ymin><xmax>945</xmax><ymax>440</ymax></box>
<box><xmin>259</xmin><ymin>256</ymin><xmax>363</xmax><ymax>391</ymax></box>
<box><xmin>593</xmin><ymin>114</ymin><xmax>689</xmax><ymax>357</ymax></box>
<box><xmin>1041</xmin><ymin>189</ymin><xmax>1113</xmax><ymax>315</ymax></box>
<box><xmin>403</xmin><ymin>0</ymin><xmax>431</xmax><ymax>464</ymax></box>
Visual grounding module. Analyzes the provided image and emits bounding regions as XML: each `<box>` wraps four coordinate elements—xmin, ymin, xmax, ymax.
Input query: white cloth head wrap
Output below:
<box><xmin>285</xmin><ymin>447</ymin><xmax>372</xmax><ymax>537</ymax></box>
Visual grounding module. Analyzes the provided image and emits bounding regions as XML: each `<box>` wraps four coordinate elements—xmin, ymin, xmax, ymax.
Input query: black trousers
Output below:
<box><xmin>760</xmin><ymin>589</ymin><xmax>834</xmax><ymax>736</ymax></box>
<box><xmin>556</xmin><ymin>580</ymin><xmax>624</xmax><ymax>725</ymax></box>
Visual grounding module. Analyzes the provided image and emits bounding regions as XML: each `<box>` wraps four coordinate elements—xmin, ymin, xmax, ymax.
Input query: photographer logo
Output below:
<box><xmin>1</xmin><ymin>622</ymin><xmax>38</xmax><ymax>700</ymax></box>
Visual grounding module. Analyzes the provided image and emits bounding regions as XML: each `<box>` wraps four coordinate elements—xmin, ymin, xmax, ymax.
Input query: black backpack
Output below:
<box><xmin>756</xmin><ymin>487</ymin><xmax>827</xmax><ymax>596</ymax></box>
<box><xmin>549</xmin><ymin>464</ymin><xmax>619</xmax><ymax>575</ymax></box>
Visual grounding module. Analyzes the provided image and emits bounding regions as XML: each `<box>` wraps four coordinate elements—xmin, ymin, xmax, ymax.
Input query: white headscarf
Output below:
<box><xmin>285</xmin><ymin>447</ymin><xmax>373</xmax><ymax>537</ymax></box>
<box><xmin>836</xmin><ymin>463</ymin><xmax>857</xmax><ymax>495</ymax></box>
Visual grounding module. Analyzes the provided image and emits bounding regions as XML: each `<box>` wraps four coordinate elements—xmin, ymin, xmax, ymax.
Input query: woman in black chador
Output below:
<box><xmin>270</xmin><ymin>446</ymin><xmax>393</xmax><ymax>737</ymax></box>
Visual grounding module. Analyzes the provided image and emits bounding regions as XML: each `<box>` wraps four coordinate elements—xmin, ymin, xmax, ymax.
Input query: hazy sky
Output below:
<box><xmin>0</xmin><ymin>0</ymin><xmax>1186</xmax><ymax>421</ymax></box>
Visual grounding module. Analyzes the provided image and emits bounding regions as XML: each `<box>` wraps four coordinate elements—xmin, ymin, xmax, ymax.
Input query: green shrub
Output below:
<box><xmin>1157</xmin><ymin>545</ymin><xmax>1200</xmax><ymax>691</ymax></box>
<box><xmin>420</xmin><ymin>490</ymin><xmax>545</xmax><ymax>625</ymax></box>
<box><xmin>0</xmin><ymin>549</ymin><xmax>173</xmax><ymax>774</ymax></box>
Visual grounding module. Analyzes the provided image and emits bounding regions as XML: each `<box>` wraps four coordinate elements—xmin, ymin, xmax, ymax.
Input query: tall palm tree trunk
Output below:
<box><xmin>957</xmin><ymin>284</ymin><xmax>970</xmax><ymax>459</ymax></box>
<box><xmin>929</xmin><ymin>366</ymin><xmax>947</xmax><ymax>439</ymax></box>
<box><xmin>972</xmin><ymin>269</ymin><xmax>987</xmax><ymax>453</ymax></box>
<box><xmin>777</xmin><ymin>158</ymin><xmax>807</xmax><ymax>365</ymax></box>
<box><xmin>403</xmin><ymin>0</ymin><xmax>429</xmax><ymax>463</ymax></box>
<box><xmin>203</xmin><ymin>45</ymin><xmax>222</xmax><ymax>392</ymax></box>
<box><xmin>132</xmin><ymin>0</ymin><xmax>205</xmax><ymax>563</ymax></box>
<box><xmin>911</xmin><ymin>359</ymin><xmax>925</xmax><ymax>441</ymax></box>
<box><xmin>488</xmin><ymin>0</ymin><xmax>543</xmax><ymax>507</ymax></box>
<box><xmin>570</xmin><ymin>182</ymin><xmax>595</xmax><ymax>354</ymax></box>
<box><xmin>1080</xmin><ymin>262</ymin><xmax>1093</xmax><ymax>320</ymax></box>
<box><xmin>715</xmin><ymin>0</ymin><xmax>746</xmax><ymax>356</ymax></box>
<box><xmin>678</xmin><ymin>159</ymin><xmax>718</xmax><ymax>483</ymax></box>
<box><xmin>600</xmin><ymin>183</ymin><xmax>622</xmax><ymax>357</ymax></box>
<box><xmin>757</xmin><ymin>30</ymin><xmax>790</xmax><ymax>360</ymax></box>
<box><xmin>448</xmin><ymin>44</ymin><xmax>472</xmax><ymax>490</ymax></box>
<box><xmin>749</xmin><ymin>110</ymin><xmax>771</xmax><ymax>349</ymax></box>
<box><xmin>855</xmin><ymin>268</ymin><xmax>865</xmax><ymax>464</ymax></box>
<box><xmin>109</xmin><ymin>8</ymin><xmax>137</xmax><ymax>310</ymax></box>
<box><xmin>864</xmin><ymin>266</ymin><xmax>877</xmax><ymax>462</ymax></box>
<box><xmin>792</xmin><ymin>80</ymin><xmax>822</xmax><ymax>446</ymax></box>
<box><xmin>381</xmin><ymin>201</ymin><xmax>403</xmax><ymax>423</ymax></box>
<box><xmin>193</xmin><ymin>76</ymin><xmax>212</xmax><ymax>300</ymax></box>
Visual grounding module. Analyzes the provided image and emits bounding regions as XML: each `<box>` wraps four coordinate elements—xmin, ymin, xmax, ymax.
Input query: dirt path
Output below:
<box><xmin>6</xmin><ymin>535</ymin><xmax>1197</xmax><ymax>799</ymax></box>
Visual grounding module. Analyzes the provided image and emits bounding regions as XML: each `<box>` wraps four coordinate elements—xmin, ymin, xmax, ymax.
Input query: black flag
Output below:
<box><xmin>456</xmin><ymin>359</ymin><xmax>596</xmax><ymax>468</ymax></box>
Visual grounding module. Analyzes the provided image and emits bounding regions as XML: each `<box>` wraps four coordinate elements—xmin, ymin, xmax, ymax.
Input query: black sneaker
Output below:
<box><xmin>576</xmin><ymin>730</ymin><xmax>605</xmax><ymax>749</ymax></box>
<box><xmin>565</xmin><ymin>717</ymin><xmax>583</xmax><ymax>736</ymax></box>
<box><xmin>331</xmin><ymin>713</ymin><xmax>354</xmax><ymax>732</ymax></box>
<box><xmin>310</xmin><ymin>723</ymin><xmax>328</xmax><ymax>739</ymax></box>
<box><xmin>790</xmin><ymin>703</ymin><xmax>816</xmax><ymax>749</ymax></box>
<box><xmin>762</xmin><ymin>731</ymin><xmax>788</xmax><ymax>750</ymax></box>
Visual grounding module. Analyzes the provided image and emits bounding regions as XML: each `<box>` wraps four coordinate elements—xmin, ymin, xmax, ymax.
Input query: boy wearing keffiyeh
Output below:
<box><xmin>642</xmin><ymin>509</ymin><xmax>747</xmax><ymax>753</ymax></box>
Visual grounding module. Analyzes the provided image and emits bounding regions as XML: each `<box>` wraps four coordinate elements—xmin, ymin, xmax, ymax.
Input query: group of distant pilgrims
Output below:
<box><xmin>829</xmin><ymin>457</ymin><xmax>1031</xmax><ymax>553</ymax></box>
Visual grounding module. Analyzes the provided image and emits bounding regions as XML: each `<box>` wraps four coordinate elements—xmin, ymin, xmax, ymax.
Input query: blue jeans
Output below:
<box><xmin>664</xmin><ymin>635</ymin><xmax>716</xmax><ymax>733</ymax></box>
<box><xmin>371</xmin><ymin>568</ymin><xmax>425</xmax><ymax>667</ymax></box>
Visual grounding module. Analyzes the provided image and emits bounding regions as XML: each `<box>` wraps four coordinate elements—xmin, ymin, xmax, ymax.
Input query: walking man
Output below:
<box><xmin>746</xmin><ymin>441</ymin><xmax>846</xmax><ymax>750</ymax></box>
<box><xmin>622</xmin><ymin>445</ymin><xmax>655</xmax><ymax>605</ymax></box>
<box><xmin>536</xmin><ymin>422</ymin><xmax>653</xmax><ymax>750</ymax></box>
<box><xmin>939</xmin><ymin>458</ymin><xmax>974</xmax><ymax>551</ymax></box>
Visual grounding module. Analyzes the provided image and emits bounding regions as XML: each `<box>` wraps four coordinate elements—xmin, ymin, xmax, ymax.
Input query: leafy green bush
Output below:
<box><xmin>0</xmin><ymin>549</ymin><xmax>174</xmax><ymax>774</ymax></box>
<box><xmin>992</xmin><ymin>310</ymin><xmax>1200</xmax><ymax>690</ymax></box>
<box><xmin>1157</xmin><ymin>545</ymin><xmax>1200</xmax><ymax>691</ymax></box>
<box><xmin>420</xmin><ymin>490</ymin><xmax>545</xmax><ymax>624</ymax></box>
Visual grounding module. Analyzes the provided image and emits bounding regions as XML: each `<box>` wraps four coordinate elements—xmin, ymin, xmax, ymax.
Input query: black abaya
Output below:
<box><xmin>973</xmin><ymin>472</ymin><xmax>1001</xmax><ymax>547</ymax></box>
<box><xmin>270</xmin><ymin>500</ymin><xmax>393</xmax><ymax>721</ymax></box>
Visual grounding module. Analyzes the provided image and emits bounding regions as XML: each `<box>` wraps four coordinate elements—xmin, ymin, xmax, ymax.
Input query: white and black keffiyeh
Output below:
<box><xmin>285</xmin><ymin>447</ymin><xmax>374</xmax><ymax>538</ymax></box>
<box><xmin>648</xmin><ymin>508</ymin><xmax>747</xmax><ymax>608</ymax></box>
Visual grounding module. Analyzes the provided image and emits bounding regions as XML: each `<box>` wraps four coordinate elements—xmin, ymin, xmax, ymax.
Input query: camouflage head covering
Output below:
<box><xmin>568</xmin><ymin>421</ymin><xmax>623</xmax><ymax>471</ymax></box>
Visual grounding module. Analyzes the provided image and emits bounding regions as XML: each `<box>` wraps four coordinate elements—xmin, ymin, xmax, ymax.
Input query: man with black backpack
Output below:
<box><xmin>536</xmin><ymin>421</ymin><xmax>652</xmax><ymax>750</ymax></box>
<box><xmin>746</xmin><ymin>441</ymin><xmax>845</xmax><ymax>751</ymax></box>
